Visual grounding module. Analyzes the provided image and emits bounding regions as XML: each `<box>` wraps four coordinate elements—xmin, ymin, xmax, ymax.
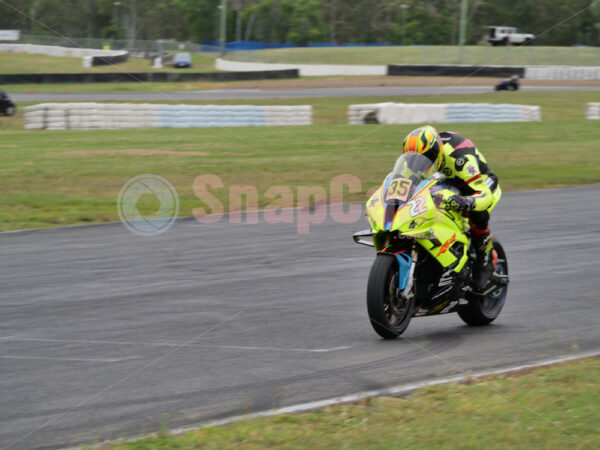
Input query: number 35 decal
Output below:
<box><xmin>408</xmin><ymin>197</ymin><xmax>427</xmax><ymax>217</ymax></box>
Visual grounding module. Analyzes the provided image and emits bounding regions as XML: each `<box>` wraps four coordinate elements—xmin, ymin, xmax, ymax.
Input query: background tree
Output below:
<box><xmin>0</xmin><ymin>0</ymin><xmax>598</xmax><ymax>46</ymax></box>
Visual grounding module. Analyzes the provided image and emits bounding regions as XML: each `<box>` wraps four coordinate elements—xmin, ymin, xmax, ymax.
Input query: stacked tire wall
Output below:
<box><xmin>525</xmin><ymin>66</ymin><xmax>600</xmax><ymax>80</ymax></box>
<box><xmin>586</xmin><ymin>103</ymin><xmax>600</xmax><ymax>120</ymax></box>
<box><xmin>348</xmin><ymin>103</ymin><xmax>541</xmax><ymax>125</ymax></box>
<box><xmin>24</xmin><ymin>103</ymin><xmax>313</xmax><ymax>130</ymax></box>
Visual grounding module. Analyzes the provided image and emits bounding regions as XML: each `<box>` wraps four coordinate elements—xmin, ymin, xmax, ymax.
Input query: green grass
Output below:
<box><xmin>227</xmin><ymin>45</ymin><xmax>600</xmax><ymax>66</ymax></box>
<box><xmin>0</xmin><ymin>51</ymin><xmax>216</xmax><ymax>74</ymax></box>
<box><xmin>106</xmin><ymin>357</ymin><xmax>600</xmax><ymax>449</ymax></box>
<box><xmin>1</xmin><ymin>91</ymin><xmax>599</xmax><ymax>231</ymax></box>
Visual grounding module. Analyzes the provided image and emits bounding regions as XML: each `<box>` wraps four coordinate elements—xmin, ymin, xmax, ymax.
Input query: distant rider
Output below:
<box><xmin>402</xmin><ymin>126</ymin><xmax>502</xmax><ymax>289</ymax></box>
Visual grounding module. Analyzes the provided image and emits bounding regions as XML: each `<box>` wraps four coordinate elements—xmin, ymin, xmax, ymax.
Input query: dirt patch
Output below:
<box><xmin>63</xmin><ymin>149</ymin><xmax>209</xmax><ymax>157</ymax></box>
<box><xmin>60</xmin><ymin>149</ymin><xmax>259</xmax><ymax>157</ymax></box>
<box><xmin>220</xmin><ymin>76</ymin><xmax>600</xmax><ymax>90</ymax></box>
<box><xmin>321</xmin><ymin>139</ymin><xmax>384</xmax><ymax>145</ymax></box>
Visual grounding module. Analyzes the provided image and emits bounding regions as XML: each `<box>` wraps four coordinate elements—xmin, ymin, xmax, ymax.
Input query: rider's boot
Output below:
<box><xmin>472</xmin><ymin>226</ymin><xmax>494</xmax><ymax>291</ymax></box>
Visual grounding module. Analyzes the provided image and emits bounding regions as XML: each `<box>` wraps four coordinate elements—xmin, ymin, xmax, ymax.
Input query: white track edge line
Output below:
<box><xmin>67</xmin><ymin>349</ymin><xmax>600</xmax><ymax>449</ymax></box>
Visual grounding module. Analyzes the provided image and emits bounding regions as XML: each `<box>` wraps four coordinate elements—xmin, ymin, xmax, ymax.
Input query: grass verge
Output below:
<box><xmin>0</xmin><ymin>91</ymin><xmax>599</xmax><ymax>232</ymax></box>
<box><xmin>0</xmin><ymin>52</ymin><xmax>216</xmax><ymax>74</ymax></box>
<box><xmin>105</xmin><ymin>357</ymin><xmax>600</xmax><ymax>449</ymax></box>
<box><xmin>226</xmin><ymin>45</ymin><xmax>600</xmax><ymax>66</ymax></box>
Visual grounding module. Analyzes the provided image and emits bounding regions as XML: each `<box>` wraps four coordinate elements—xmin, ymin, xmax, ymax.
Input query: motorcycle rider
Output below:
<box><xmin>402</xmin><ymin>126</ymin><xmax>502</xmax><ymax>290</ymax></box>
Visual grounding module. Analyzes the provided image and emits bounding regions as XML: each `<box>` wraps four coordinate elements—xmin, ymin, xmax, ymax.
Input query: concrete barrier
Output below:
<box><xmin>0</xmin><ymin>43</ymin><xmax>128</xmax><ymax>67</ymax></box>
<box><xmin>0</xmin><ymin>69</ymin><xmax>299</xmax><ymax>84</ymax></box>
<box><xmin>388</xmin><ymin>64</ymin><xmax>525</xmax><ymax>78</ymax></box>
<box><xmin>525</xmin><ymin>66</ymin><xmax>600</xmax><ymax>80</ymax></box>
<box><xmin>586</xmin><ymin>103</ymin><xmax>600</xmax><ymax>120</ymax></box>
<box><xmin>24</xmin><ymin>103</ymin><xmax>313</xmax><ymax>130</ymax></box>
<box><xmin>216</xmin><ymin>58</ymin><xmax>387</xmax><ymax>77</ymax></box>
<box><xmin>216</xmin><ymin>57</ymin><xmax>600</xmax><ymax>80</ymax></box>
<box><xmin>348</xmin><ymin>103</ymin><xmax>541</xmax><ymax>125</ymax></box>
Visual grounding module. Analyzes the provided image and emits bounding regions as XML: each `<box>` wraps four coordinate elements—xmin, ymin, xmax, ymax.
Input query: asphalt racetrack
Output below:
<box><xmin>12</xmin><ymin>85</ymin><xmax>600</xmax><ymax>102</ymax></box>
<box><xmin>1</xmin><ymin>186</ymin><xmax>599</xmax><ymax>449</ymax></box>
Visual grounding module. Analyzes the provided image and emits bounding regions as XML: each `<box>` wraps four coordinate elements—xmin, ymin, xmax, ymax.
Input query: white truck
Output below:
<box><xmin>486</xmin><ymin>26</ymin><xmax>535</xmax><ymax>46</ymax></box>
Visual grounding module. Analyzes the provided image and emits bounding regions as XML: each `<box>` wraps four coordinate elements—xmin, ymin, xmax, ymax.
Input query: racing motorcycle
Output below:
<box><xmin>353</xmin><ymin>153</ymin><xmax>509</xmax><ymax>339</ymax></box>
<box><xmin>495</xmin><ymin>75</ymin><xmax>520</xmax><ymax>91</ymax></box>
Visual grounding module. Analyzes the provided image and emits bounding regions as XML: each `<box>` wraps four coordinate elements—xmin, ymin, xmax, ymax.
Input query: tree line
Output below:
<box><xmin>1</xmin><ymin>0</ymin><xmax>599</xmax><ymax>46</ymax></box>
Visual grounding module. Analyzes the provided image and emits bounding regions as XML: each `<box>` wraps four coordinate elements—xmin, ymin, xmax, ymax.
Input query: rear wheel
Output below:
<box><xmin>367</xmin><ymin>254</ymin><xmax>415</xmax><ymax>339</ymax></box>
<box><xmin>5</xmin><ymin>105</ymin><xmax>15</xmax><ymax>116</ymax></box>
<box><xmin>458</xmin><ymin>241</ymin><xmax>508</xmax><ymax>326</ymax></box>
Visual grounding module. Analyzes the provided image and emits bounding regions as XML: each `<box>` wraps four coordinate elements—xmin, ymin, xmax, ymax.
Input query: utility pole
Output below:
<box><xmin>219</xmin><ymin>0</ymin><xmax>228</xmax><ymax>58</ymax></box>
<box><xmin>459</xmin><ymin>0</ymin><xmax>468</xmax><ymax>63</ymax></box>
<box><xmin>400</xmin><ymin>4</ymin><xmax>409</xmax><ymax>46</ymax></box>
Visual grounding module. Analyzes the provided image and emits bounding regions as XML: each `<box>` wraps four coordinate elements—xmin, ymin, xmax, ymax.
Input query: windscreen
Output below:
<box><xmin>384</xmin><ymin>153</ymin><xmax>436</xmax><ymax>205</ymax></box>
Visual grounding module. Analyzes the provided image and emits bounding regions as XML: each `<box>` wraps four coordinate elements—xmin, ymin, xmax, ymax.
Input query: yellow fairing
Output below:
<box><xmin>366</xmin><ymin>179</ymin><xmax>470</xmax><ymax>273</ymax></box>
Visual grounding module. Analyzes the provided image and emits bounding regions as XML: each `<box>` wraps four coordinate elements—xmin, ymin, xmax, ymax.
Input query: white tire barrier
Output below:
<box><xmin>218</xmin><ymin>59</ymin><xmax>600</xmax><ymax>80</ymax></box>
<box><xmin>525</xmin><ymin>66</ymin><xmax>600</xmax><ymax>80</ymax></box>
<box><xmin>24</xmin><ymin>103</ymin><xmax>313</xmax><ymax>130</ymax></box>
<box><xmin>216</xmin><ymin>58</ymin><xmax>387</xmax><ymax>77</ymax></box>
<box><xmin>0</xmin><ymin>43</ymin><xmax>127</xmax><ymax>62</ymax></box>
<box><xmin>349</xmin><ymin>103</ymin><xmax>541</xmax><ymax>125</ymax></box>
<box><xmin>586</xmin><ymin>103</ymin><xmax>600</xmax><ymax>120</ymax></box>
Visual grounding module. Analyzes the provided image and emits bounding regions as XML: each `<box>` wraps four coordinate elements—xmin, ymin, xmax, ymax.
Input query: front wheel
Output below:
<box><xmin>4</xmin><ymin>105</ymin><xmax>15</xmax><ymax>116</ymax></box>
<box><xmin>366</xmin><ymin>254</ymin><xmax>415</xmax><ymax>339</ymax></box>
<box><xmin>458</xmin><ymin>241</ymin><xmax>508</xmax><ymax>326</ymax></box>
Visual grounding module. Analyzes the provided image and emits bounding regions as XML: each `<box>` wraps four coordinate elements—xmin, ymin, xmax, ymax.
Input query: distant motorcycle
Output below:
<box><xmin>495</xmin><ymin>75</ymin><xmax>520</xmax><ymax>91</ymax></box>
<box><xmin>353</xmin><ymin>153</ymin><xmax>509</xmax><ymax>339</ymax></box>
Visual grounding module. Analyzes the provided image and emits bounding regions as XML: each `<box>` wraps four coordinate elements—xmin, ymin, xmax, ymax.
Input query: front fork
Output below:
<box><xmin>399</xmin><ymin>247</ymin><xmax>418</xmax><ymax>296</ymax></box>
<box><xmin>352</xmin><ymin>230</ymin><xmax>419</xmax><ymax>295</ymax></box>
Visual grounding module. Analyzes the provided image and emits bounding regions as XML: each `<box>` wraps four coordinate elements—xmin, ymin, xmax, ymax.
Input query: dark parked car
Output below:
<box><xmin>173</xmin><ymin>52</ymin><xmax>192</xmax><ymax>69</ymax></box>
<box><xmin>0</xmin><ymin>89</ymin><xmax>16</xmax><ymax>116</ymax></box>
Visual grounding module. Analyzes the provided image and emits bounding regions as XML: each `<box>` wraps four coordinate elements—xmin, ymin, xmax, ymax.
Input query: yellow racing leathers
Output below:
<box><xmin>437</xmin><ymin>131</ymin><xmax>502</xmax><ymax>289</ymax></box>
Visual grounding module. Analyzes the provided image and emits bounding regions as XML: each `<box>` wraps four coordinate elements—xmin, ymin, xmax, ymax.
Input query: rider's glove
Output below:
<box><xmin>446</xmin><ymin>195</ymin><xmax>475</xmax><ymax>212</ymax></box>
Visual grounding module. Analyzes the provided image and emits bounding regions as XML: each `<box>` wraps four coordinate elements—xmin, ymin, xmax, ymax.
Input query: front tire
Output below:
<box><xmin>5</xmin><ymin>105</ymin><xmax>15</xmax><ymax>116</ymax></box>
<box><xmin>367</xmin><ymin>254</ymin><xmax>414</xmax><ymax>339</ymax></box>
<box><xmin>458</xmin><ymin>241</ymin><xmax>508</xmax><ymax>326</ymax></box>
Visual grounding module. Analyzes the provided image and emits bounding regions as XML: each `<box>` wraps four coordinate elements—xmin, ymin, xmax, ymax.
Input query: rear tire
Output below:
<box><xmin>367</xmin><ymin>254</ymin><xmax>414</xmax><ymax>339</ymax></box>
<box><xmin>5</xmin><ymin>105</ymin><xmax>15</xmax><ymax>116</ymax></box>
<box><xmin>458</xmin><ymin>241</ymin><xmax>508</xmax><ymax>326</ymax></box>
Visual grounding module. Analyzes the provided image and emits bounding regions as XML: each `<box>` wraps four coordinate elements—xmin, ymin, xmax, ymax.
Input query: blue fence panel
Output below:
<box><xmin>201</xmin><ymin>40</ymin><xmax>403</xmax><ymax>52</ymax></box>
